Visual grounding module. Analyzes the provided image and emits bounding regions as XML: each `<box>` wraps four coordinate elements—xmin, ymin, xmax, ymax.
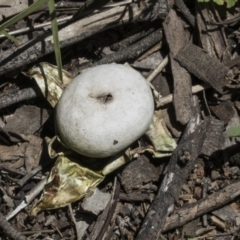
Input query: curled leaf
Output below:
<box><xmin>23</xmin><ymin>62</ymin><xmax>73</xmax><ymax>107</ymax></box>
<box><xmin>145</xmin><ymin>110</ymin><xmax>177</xmax><ymax>154</ymax></box>
<box><xmin>30</xmin><ymin>156</ymin><xmax>104</xmax><ymax>216</ymax></box>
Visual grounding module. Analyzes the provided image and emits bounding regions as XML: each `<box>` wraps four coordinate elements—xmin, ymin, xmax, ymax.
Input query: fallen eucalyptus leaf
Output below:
<box><xmin>23</xmin><ymin>62</ymin><xmax>73</xmax><ymax>107</ymax></box>
<box><xmin>145</xmin><ymin>110</ymin><xmax>177</xmax><ymax>154</ymax></box>
<box><xmin>30</xmin><ymin>155</ymin><xmax>104</xmax><ymax>216</ymax></box>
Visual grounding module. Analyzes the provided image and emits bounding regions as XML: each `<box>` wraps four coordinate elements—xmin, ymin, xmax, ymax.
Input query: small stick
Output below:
<box><xmin>0</xmin><ymin>2</ymin><xmax>167</xmax><ymax>76</ymax></box>
<box><xmin>0</xmin><ymin>211</ymin><xmax>27</xmax><ymax>240</ymax></box>
<box><xmin>1</xmin><ymin>166</ymin><xmax>26</xmax><ymax>176</ymax></box>
<box><xmin>157</xmin><ymin>84</ymin><xmax>209</xmax><ymax>107</ymax></box>
<box><xmin>147</xmin><ymin>55</ymin><xmax>168</xmax><ymax>82</ymax></box>
<box><xmin>163</xmin><ymin>180</ymin><xmax>240</xmax><ymax>232</ymax></box>
<box><xmin>68</xmin><ymin>204</ymin><xmax>83</xmax><ymax>240</ymax></box>
<box><xmin>110</xmin><ymin>28</ymin><xmax>156</xmax><ymax>51</ymax></box>
<box><xmin>90</xmin><ymin>30</ymin><xmax>163</xmax><ymax>69</ymax></box>
<box><xmin>137</xmin><ymin>42</ymin><xmax>162</xmax><ymax>61</ymax></box>
<box><xmin>0</xmin><ymin>88</ymin><xmax>39</xmax><ymax>110</ymax></box>
<box><xmin>20</xmin><ymin>229</ymin><xmax>55</xmax><ymax>235</ymax></box>
<box><xmin>98</xmin><ymin>177</ymin><xmax>119</xmax><ymax>240</ymax></box>
<box><xmin>207</xmin><ymin>14</ymin><xmax>240</xmax><ymax>26</ymax></box>
<box><xmin>17</xmin><ymin>165</ymin><xmax>43</xmax><ymax>187</ymax></box>
<box><xmin>0</xmin><ymin>17</ymin><xmax>72</xmax><ymax>39</ymax></box>
<box><xmin>136</xmin><ymin>96</ymin><xmax>209</xmax><ymax>239</ymax></box>
<box><xmin>175</xmin><ymin>0</ymin><xmax>195</xmax><ymax>27</ymax></box>
<box><xmin>6</xmin><ymin>177</ymin><xmax>47</xmax><ymax>221</ymax></box>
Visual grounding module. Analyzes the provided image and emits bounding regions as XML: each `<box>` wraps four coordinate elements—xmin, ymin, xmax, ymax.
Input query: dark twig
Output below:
<box><xmin>163</xmin><ymin>180</ymin><xmax>240</xmax><ymax>232</ymax></box>
<box><xmin>96</xmin><ymin>178</ymin><xmax>120</xmax><ymax>240</ymax></box>
<box><xmin>175</xmin><ymin>0</ymin><xmax>195</xmax><ymax>27</ymax></box>
<box><xmin>136</xmin><ymin>96</ymin><xmax>209</xmax><ymax>239</ymax></box>
<box><xmin>87</xmin><ymin>177</ymin><xmax>120</xmax><ymax>240</ymax></box>
<box><xmin>89</xmin><ymin>30</ymin><xmax>162</xmax><ymax>69</ymax></box>
<box><xmin>0</xmin><ymin>212</ymin><xmax>27</xmax><ymax>240</ymax></box>
<box><xmin>0</xmin><ymin>1</ymin><xmax>168</xmax><ymax>76</ymax></box>
<box><xmin>17</xmin><ymin>165</ymin><xmax>43</xmax><ymax>187</ymax></box>
<box><xmin>72</xmin><ymin>0</ymin><xmax>106</xmax><ymax>20</ymax></box>
<box><xmin>207</xmin><ymin>14</ymin><xmax>240</xmax><ymax>26</ymax></box>
<box><xmin>0</xmin><ymin>88</ymin><xmax>39</xmax><ymax>110</ymax></box>
<box><xmin>1</xmin><ymin>166</ymin><xmax>26</xmax><ymax>176</ymax></box>
<box><xmin>110</xmin><ymin>28</ymin><xmax>156</xmax><ymax>51</ymax></box>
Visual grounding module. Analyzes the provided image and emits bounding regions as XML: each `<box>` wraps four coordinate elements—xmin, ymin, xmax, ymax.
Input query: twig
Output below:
<box><xmin>0</xmin><ymin>1</ymin><xmax>168</xmax><ymax>76</ymax></box>
<box><xmin>6</xmin><ymin>177</ymin><xmax>47</xmax><ymax>221</ymax></box>
<box><xmin>137</xmin><ymin>42</ymin><xmax>162</xmax><ymax>61</ymax></box>
<box><xmin>72</xmin><ymin>0</ymin><xmax>104</xmax><ymax>20</ymax></box>
<box><xmin>17</xmin><ymin>165</ymin><xmax>43</xmax><ymax>187</ymax></box>
<box><xmin>110</xmin><ymin>28</ymin><xmax>156</xmax><ymax>51</ymax></box>
<box><xmin>87</xmin><ymin>177</ymin><xmax>120</xmax><ymax>240</ymax></box>
<box><xmin>157</xmin><ymin>84</ymin><xmax>209</xmax><ymax>107</ymax></box>
<box><xmin>68</xmin><ymin>204</ymin><xmax>82</xmax><ymax>240</ymax></box>
<box><xmin>97</xmin><ymin>177</ymin><xmax>120</xmax><ymax>240</ymax></box>
<box><xmin>0</xmin><ymin>16</ymin><xmax>72</xmax><ymax>39</ymax></box>
<box><xmin>1</xmin><ymin>166</ymin><xmax>26</xmax><ymax>176</ymax></box>
<box><xmin>175</xmin><ymin>0</ymin><xmax>195</xmax><ymax>27</ymax></box>
<box><xmin>207</xmin><ymin>14</ymin><xmax>240</xmax><ymax>26</ymax></box>
<box><xmin>0</xmin><ymin>88</ymin><xmax>39</xmax><ymax>110</ymax></box>
<box><xmin>20</xmin><ymin>229</ymin><xmax>55</xmax><ymax>235</ymax></box>
<box><xmin>136</xmin><ymin>96</ymin><xmax>209</xmax><ymax>239</ymax></box>
<box><xmin>163</xmin><ymin>180</ymin><xmax>240</xmax><ymax>232</ymax></box>
<box><xmin>0</xmin><ymin>212</ymin><xmax>27</xmax><ymax>240</ymax></box>
<box><xmin>147</xmin><ymin>55</ymin><xmax>168</xmax><ymax>82</ymax></box>
<box><xmin>89</xmin><ymin>30</ymin><xmax>163</xmax><ymax>69</ymax></box>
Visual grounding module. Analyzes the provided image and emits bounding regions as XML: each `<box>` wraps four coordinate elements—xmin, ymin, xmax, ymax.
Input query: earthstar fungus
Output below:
<box><xmin>55</xmin><ymin>63</ymin><xmax>155</xmax><ymax>158</ymax></box>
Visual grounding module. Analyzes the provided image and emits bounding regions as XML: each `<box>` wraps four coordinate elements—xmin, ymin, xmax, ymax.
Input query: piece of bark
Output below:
<box><xmin>0</xmin><ymin>1</ymin><xmax>170</xmax><ymax>76</ymax></box>
<box><xmin>0</xmin><ymin>212</ymin><xmax>27</xmax><ymax>240</ymax></box>
<box><xmin>0</xmin><ymin>88</ymin><xmax>39</xmax><ymax>110</ymax></box>
<box><xmin>212</xmin><ymin>205</ymin><xmax>240</xmax><ymax>222</ymax></box>
<box><xmin>81</xmin><ymin>188</ymin><xmax>111</xmax><ymax>215</ymax></box>
<box><xmin>196</xmin><ymin>2</ymin><xmax>229</xmax><ymax>60</ymax></box>
<box><xmin>3</xmin><ymin>105</ymin><xmax>49</xmax><ymax>135</ymax></box>
<box><xmin>163</xmin><ymin>9</ymin><xmax>192</xmax><ymax>125</ymax></box>
<box><xmin>201</xmin><ymin>118</ymin><xmax>224</xmax><ymax>157</ymax></box>
<box><xmin>121</xmin><ymin>155</ymin><xmax>159</xmax><ymax>193</ymax></box>
<box><xmin>136</xmin><ymin>96</ymin><xmax>209</xmax><ymax>239</ymax></box>
<box><xmin>175</xmin><ymin>42</ymin><xmax>229</xmax><ymax>93</ymax></box>
<box><xmin>209</xmin><ymin>101</ymin><xmax>235</xmax><ymax>125</ymax></box>
<box><xmin>163</xmin><ymin>180</ymin><xmax>240</xmax><ymax>232</ymax></box>
<box><xmin>182</xmin><ymin>218</ymin><xmax>199</xmax><ymax>237</ymax></box>
<box><xmin>175</xmin><ymin>0</ymin><xmax>195</xmax><ymax>27</ymax></box>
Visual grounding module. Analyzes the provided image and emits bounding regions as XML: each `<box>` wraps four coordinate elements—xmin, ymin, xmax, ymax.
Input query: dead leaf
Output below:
<box><xmin>145</xmin><ymin>110</ymin><xmax>177</xmax><ymax>153</ymax></box>
<box><xmin>30</xmin><ymin>155</ymin><xmax>104</xmax><ymax>216</ymax></box>
<box><xmin>24</xmin><ymin>63</ymin><xmax>73</xmax><ymax>107</ymax></box>
<box><xmin>3</xmin><ymin>105</ymin><xmax>49</xmax><ymax>136</ymax></box>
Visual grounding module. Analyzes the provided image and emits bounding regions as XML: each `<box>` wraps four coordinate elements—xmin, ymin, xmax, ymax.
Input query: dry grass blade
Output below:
<box><xmin>0</xmin><ymin>29</ymin><xmax>19</xmax><ymax>44</ymax></box>
<box><xmin>0</xmin><ymin>0</ymin><xmax>49</xmax><ymax>33</ymax></box>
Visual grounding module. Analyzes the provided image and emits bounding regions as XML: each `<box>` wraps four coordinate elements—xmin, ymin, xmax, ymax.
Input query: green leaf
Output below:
<box><xmin>48</xmin><ymin>0</ymin><xmax>63</xmax><ymax>82</ymax></box>
<box><xmin>226</xmin><ymin>0</ymin><xmax>238</xmax><ymax>7</ymax></box>
<box><xmin>213</xmin><ymin>0</ymin><xmax>224</xmax><ymax>5</ymax></box>
<box><xmin>227</xmin><ymin>126</ymin><xmax>240</xmax><ymax>137</ymax></box>
<box><xmin>198</xmin><ymin>0</ymin><xmax>238</xmax><ymax>7</ymax></box>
